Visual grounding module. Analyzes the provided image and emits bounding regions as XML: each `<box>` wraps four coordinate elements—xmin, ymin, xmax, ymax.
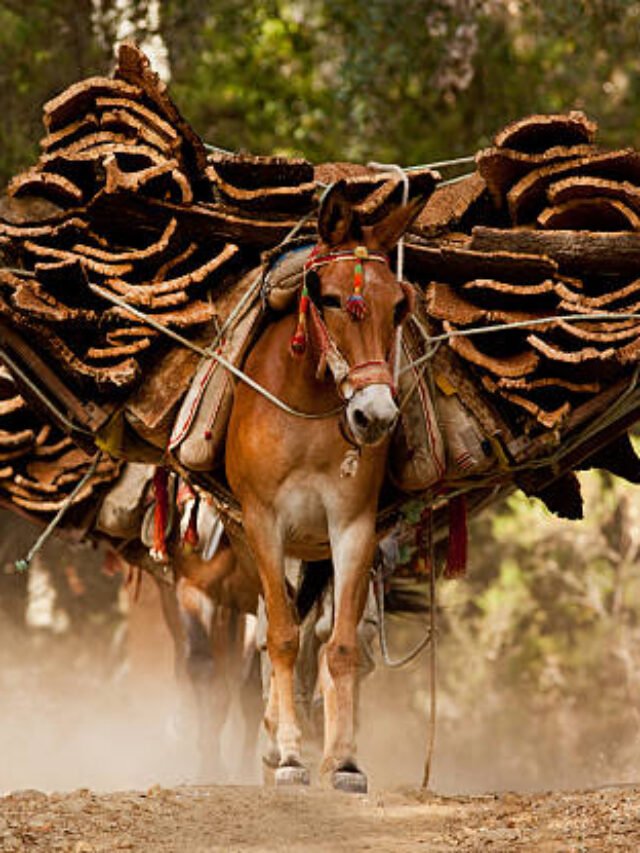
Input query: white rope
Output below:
<box><xmin>400</xmin><ymin>310</ymin><xmax>640</xmax><ymax>376</ymax></box>
<box><xmin>438</xmin><ymin>171</ymin><xmax>476</xmax><ymax>186</ymax></box>
<box><xmin>203</xmin><ymin>142</ymin><xmax>237</xmax><ymax>157</ymax></box>
<box><xmin>367</xmin><ymin>161</ymin><xmax>410</xmax><ymax>279</ymax></box>
<box><xmin>374</xmin><ymin>562</ymin><xmax>433</xmax><ymax>669</ymax></box>
<box><xmin>367</xmin><ymin>162</ymin><xmax>411</xmax><ymax>391</ymax></box>
<box><xmin>89</xmin><ymin>284</ymin><xmax>344</xmax><ymax>420</ymax></box>
<box><xmin>406</xmin><ymin>155</ymin><xmax>476</xmax><ymax>171</ymax></box>
<box><xmin>14</xmin><ymin>453</ymin><xmax>101</xmax><ymax>572</ymax></box>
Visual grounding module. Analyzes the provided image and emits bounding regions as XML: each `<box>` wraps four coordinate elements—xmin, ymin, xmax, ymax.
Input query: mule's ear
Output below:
<box><xmin>318</xmin><ymin>180</ymin><xmax>355</xmax><ymax>246</ymax></box>
<box><xmin>368</xmin><ymin>195</ymin><xmax>426</xmax><ymax>252</ymax></box>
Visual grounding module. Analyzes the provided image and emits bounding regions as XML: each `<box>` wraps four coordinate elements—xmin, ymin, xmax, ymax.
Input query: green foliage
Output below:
<box><xmin>433</xmin><ymin>472</ymin><xmax>640</xmax><ymax>785</ymax></box>
<box><xmin>0</xmin><ymin>0</ymin><xmax>107</xmax><ymax>183</ymax></box>
<box><xmin>3</xmin><ymin>1</ymin><xmax>640</xmax><ymax>184</ymax></box>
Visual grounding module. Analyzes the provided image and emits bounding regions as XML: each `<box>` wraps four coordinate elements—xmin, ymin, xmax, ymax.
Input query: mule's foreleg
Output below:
<box><xmin>320</xmin><ymin>519</ymin><xmax>374</xmax><ymax>786</ymax></box>
<box><xmin>244</xmin><ymin>513</ymin><xmax>305</xmax><ymax>777</ymax></box>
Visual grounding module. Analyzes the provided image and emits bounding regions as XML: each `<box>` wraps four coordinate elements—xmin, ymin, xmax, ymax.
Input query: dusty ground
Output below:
<box><xmin>0</xmin><ymin>782</ymin><xmax>639</xmax><ymax>851</ymax></box>
<box><xmin>1</xmin><ymin>566</ymin><xmax>639</xmax><ymax>851</ymax></box>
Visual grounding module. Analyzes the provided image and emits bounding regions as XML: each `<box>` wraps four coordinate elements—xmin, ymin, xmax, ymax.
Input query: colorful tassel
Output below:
<box><xmin>177</xmin><ymin>480</ymin><xmax>199</xmax><ymax>553</ymax></box>
<box><xmin>346</xmin><ymin>250</ymin><xmax>368</xmax><ymax>320</ymax></box>
<box><xmin>183</xmin><ymin>502</ymin><xmax>199</xmax><ymax>551</ymax></box>
<box><xmin>445</xmin><ymin>494</ymin><xmax>468</xmax><ymax>578</ymax></box>
<box><xmin>151</xmin><ymin>467</ymin><xmax>169</xmax><ymax>562</ymax></box>
<box><xmin>291</xmin><ymin>283</ymin><xmax>310</xmax><ymax>354</ymax></box>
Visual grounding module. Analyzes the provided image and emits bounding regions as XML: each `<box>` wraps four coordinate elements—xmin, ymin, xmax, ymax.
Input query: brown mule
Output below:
<box><xmin>115</xmin><ymin>525</ymin><xmax>262</xmax><ymax>782</ymax></box>
<box><xmin>157</xmin><ymin>539</ymin><xmax>263</xmax><ymax>782</ymax></box>
<box><xmin>226</xmin><ymin>183</ymin><xmax>425</xmax><ymax>791</ymax></box>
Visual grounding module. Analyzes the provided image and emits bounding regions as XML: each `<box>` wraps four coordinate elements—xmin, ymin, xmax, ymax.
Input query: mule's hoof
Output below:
<box><xmin>262</xmin><ymin>749</ymin><xmax>280</xmax><ymax>770</ymax></box>
<box><xmin>275</xmin><ymin>763</ymin><xmax>310</xmax><ymax>787</ymax></box>
<box><xmin>332</xmin><ymin>769</ymin><xmax>368</xmax><ymax>794</ymax></box>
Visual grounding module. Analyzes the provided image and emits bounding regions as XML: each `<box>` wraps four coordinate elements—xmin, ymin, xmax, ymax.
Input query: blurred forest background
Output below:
<box><xmin>4</xmin><ymin>1</ymin><xmax>640</xmax><ymax>180</ymax></box>
<box><xmin>1</xmin><ymin>0</ymin><xmax>640</xmax><ymax>791</ymax></box>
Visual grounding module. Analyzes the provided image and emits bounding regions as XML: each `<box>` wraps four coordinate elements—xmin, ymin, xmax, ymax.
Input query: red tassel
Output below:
<box><xmin>291</xmin><ymin>285</ymin><xmax>310</xmax><ymax>354</ymax></box>
<box><xmin>152</xmin><ymin>467</ymin><xmax>169</xmax><ymax>562</ymax></box>
<box><xmin>183</xmin><ymin>502</ymin><xmax>199</xmax><ymax>550</ymax></box>
<box><xmin>346</xmin><ymin>292</ymin><xmax>367</xmax><ymax>320</ymax></box>
<box><xmin>445</xmin><ymin>494</ymin><xmax>468</xmax><ymax>578</ymax></box>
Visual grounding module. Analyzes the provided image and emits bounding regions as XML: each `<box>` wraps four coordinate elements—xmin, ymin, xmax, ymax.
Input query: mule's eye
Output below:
<box><xmin>321</xmin><ymin>294</ymin><xmax>342</xmax><ymax>310</ymax></box>
<box><xmin>305</xmin><ymin>270</ymin><xmax>321</xmax><ymax>302</ymax></box>
<box><xmin>393</xmin><ymin>297</ymin><xmax>408</xmax><ymax>326</ymax></box>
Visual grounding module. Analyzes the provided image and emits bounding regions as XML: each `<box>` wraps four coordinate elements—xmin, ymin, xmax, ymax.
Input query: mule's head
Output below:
<box><xmin>299</xmin><ymin>181</ymin><xmax>423</xmax><ymax>446</ymax></box>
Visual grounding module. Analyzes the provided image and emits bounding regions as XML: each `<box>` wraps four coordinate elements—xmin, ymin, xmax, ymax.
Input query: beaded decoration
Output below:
<box><xmin>289</xmin><ymin>245</ymin><xmax>388</xmax><ymax>354</ymax></box>
<box><xmin>345</xmin><ymin>245</ymin><xmax>369</xmax><ymax>320</ymax></box>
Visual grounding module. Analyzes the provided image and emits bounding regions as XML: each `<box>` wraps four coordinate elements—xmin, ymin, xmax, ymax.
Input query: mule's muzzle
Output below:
<box><xmin>346</xmin><ymin>384</ymin><xmax>398</xmax><ymax>446</ymax></box>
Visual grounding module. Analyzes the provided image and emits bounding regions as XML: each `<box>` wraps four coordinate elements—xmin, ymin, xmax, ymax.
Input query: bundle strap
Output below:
<box><xmin>178</xmin><ymin>480</ymin><xmax>199</xmax><ymax>552</ymax></box>
<box><xmin>151</xmin><ymin>467</ymin><xmax>169</xmax><ymax>562</ymax></box>
<box><xmin>445</xmin><ymin>494</ymin><xmax>468</xmax><ymax>578</ymax></box>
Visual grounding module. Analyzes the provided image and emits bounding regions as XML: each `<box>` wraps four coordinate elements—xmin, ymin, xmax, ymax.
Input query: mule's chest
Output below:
<box><xmin>274</xmin><ymin>465</ymin><xmax>378</xmax><ymax>555</ymax></box>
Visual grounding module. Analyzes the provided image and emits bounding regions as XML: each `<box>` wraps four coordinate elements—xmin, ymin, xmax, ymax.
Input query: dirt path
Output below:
<box><xmin>0</xmin><ymin>783</ymin><xmax>638</xmax><ymax>852</ymax></box>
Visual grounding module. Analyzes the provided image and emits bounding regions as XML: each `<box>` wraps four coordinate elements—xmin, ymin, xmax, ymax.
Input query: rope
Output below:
<box><xmin>208</xmin><ymin>207</ymin><xmax>319</xmax><ymax>353</ymax></box>
<box><xmin>422</xmin><ymin>506</ymin><xmax>438</xmax><ymax>789</ymax></box>
<box><xmin>14</xmin><ymin>453</ymin><xmax>101</xmax><ymax>573</ymax></box>
<box><xmin>202</xmin><ymin>140</ymin><xmax>476</xmax><ymax>179</ymax></box>
<box><xmin>438</xmin><ymin>171</ymin><xmax>476</xmax><ymax>187</ymax></box>
<box><xmin>366</xmin><ymin>162</ymin><xmax>411</xmax><ymax>394</ymax></box>
<box><xmin>403</xmin><ymin>303</ymin><xmax>640</xmax><ymax>494</ymax></box>
<box><xmin>367</xmin><ymin>161</ymin><xmax>409</xmax><ymax>279</ymax></box>
<box><xmin>373</xmin><ymin>561</ymin><xmax>433</xmax><ymax>668</ymax></box>
<box><xmin>406</xmin><ymin>155</ymin><xmax>476</xmax><ymax>171</ymax></box>
<box><xmin>2</xmin><ymin>268</ymin><xmax>35</xmax><ymax>278</ymax></box>
<box><xmin>89</xmin><ymin>284</ymin><xmax>344</xmax><ymax>420</ymax></box>
<box><xmin>399</xmin><ymin>310</ymin><xmax>640</xmax><ymax>377</ymax></box>
<box><xmin>203</xmin><ymin>142</ymin><xmax>237</xmax><ymax>157</ymax></box>
<box><xmin>0</xmin><ymin>346</ymin><xmax>94</xmax><ymax>437</ymax></box>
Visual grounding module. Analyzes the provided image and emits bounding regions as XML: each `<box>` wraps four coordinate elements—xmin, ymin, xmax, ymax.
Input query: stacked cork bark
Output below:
<box><xmin>0</xmin><ymin>366</ymin><xmax>120</xmax><ymax>521</ymax></box>
<box><xmin>0</xmin><ymin>43</ymin><xmax>241</xmax><ymax>399</ymax></box>
<box><xmin>0</xmin><ymin>42</ymin><xmax>437</xmax><ymax>444</ymax></box>
<box><xmin>3</xmin><ymin>42</ymin><xmax>640</xmax><ymax>534</ymax></box>
<box><xmin>406</xmin><ymin>112</ymin><xmax>640</xmax><ymax>449</ymax></box>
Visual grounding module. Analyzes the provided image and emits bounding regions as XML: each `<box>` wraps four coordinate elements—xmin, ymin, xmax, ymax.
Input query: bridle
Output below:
<box><xmin>290</xmin><ymin>244</ymin><xmax>402</xmax><ymax>403</ymax></box>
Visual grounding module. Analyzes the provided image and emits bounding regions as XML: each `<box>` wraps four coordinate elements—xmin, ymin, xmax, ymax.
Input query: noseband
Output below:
<box><xmin>290</xmin><ymin>245</ymin><xmax>398</xmax><ymax>402</ymax></box>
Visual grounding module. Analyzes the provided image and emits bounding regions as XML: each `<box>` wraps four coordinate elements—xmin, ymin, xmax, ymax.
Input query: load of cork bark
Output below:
<box><xmin>1</xmin><ymin>41</ymin><xmax>640</xmax><ymax>543</ymax></box>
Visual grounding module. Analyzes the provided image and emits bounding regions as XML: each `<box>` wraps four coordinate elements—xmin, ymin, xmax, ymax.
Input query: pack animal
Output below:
<box><xmin>225</xmin><ymin>182</ymin><xmax>424</xmax><ymax>792</ymax></box>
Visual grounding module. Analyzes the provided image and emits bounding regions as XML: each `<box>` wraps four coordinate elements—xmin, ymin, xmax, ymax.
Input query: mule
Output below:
<box><xmin>226</xmin><ymin>182</ymin><xmax>425</xmax><ymax>791</ymax></box>
<box><xmin>115</xmin><ymin>524</ymin><xmax>263</xmax><ymax>781</ymax></box>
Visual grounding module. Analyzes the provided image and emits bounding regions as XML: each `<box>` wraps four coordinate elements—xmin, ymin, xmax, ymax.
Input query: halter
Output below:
<box><xmin>290</xmin><ymin>245</ymin><xmax>389</xmax><ymax>354</ymax></box>
<box><xmin>290</xmin><ymin>244</ymin><xmax>398</xmax><ymax>402</ymax></box>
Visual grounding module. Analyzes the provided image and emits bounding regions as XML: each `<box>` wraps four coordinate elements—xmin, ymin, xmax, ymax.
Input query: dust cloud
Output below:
<box><xmin>358</xmin><ymin>616</ymin><xmax>640</xmax><ymax>794</ymax></box>
<box><xmin>0</xmin><ymin>567</ymin><xmax>258</xmax><ymax>794</ymax></box>
<box><xmin>0</xmin><ymin>561</ymin><xmax>638</xmax><ymax>795</ymax></box>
